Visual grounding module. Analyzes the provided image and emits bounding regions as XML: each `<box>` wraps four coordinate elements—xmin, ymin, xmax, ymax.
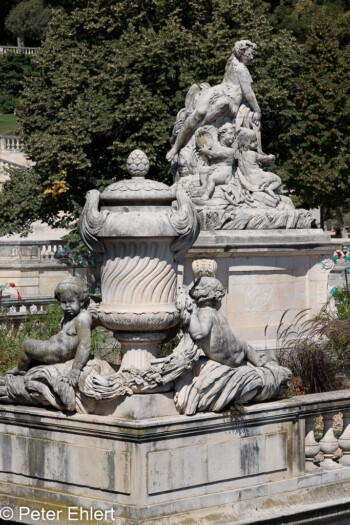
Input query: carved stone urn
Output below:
<box><xmin>79</xmin><ymin>149</ymin><xmax>199</xmax><ymax>369</ymax></box>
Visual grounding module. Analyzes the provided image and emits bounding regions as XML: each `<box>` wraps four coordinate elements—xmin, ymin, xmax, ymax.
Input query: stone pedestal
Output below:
<box><xmin>2</xmin><ymin>395</ymin><xmax>350</xmax><ymax>524</ymax></box>
<box><xmin>183</xmin><ymin>229</ymin><xmax>333</xmax><ymax>357</ymax></box>
<box><xmin>0</xmin><ymin>400</ymin><xmax>303</xmax><ymax>525</ymax></box>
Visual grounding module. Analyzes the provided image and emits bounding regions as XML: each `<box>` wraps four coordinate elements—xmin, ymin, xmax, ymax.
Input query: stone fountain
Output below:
<box><xmin>0</xmin><ymin>40</ymin><xmax>343</xmax><ymax>525</ymax></box>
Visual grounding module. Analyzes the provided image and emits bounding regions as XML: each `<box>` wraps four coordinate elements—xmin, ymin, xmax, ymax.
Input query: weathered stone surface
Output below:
<box><xmin>79</xmin><ymin>151</ymin><xmax>200</xmax><ymax>372</ymax></box>
<box><xmin>1</xmin><ymin>393</ymin><xmax>350</xmax><ymax>524</ymax></box>
<box><xmin>184</xmin><ymin>229</ymin><xmax>334</xmax><ymax>355</ymax></box>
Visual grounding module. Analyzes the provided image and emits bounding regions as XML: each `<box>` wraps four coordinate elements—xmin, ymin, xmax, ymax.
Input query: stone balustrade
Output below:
<box><xmin>0</xmin><ymin>158</ymin><xmax>23</xmax><ymax>184</ymax></box>
<box><xmin>0</xmin><ymin>239</ymin><xmax>69</xmax><ymax>297</ymax></box>
<box><xmin>0</xmin><ymin>136</ymin><xmax>33</xmax><ymax>182</ymax></box>
<box><xmin>0</xmin><ymin>239</ymin><xmax>63</xmax><ymax>265</ymax></box>
<box><xmin>0</xmin><ymin>45</ymin><xmax>37</xmax><ymax>55</ymax></box>
<box><xmin>0</xmin><ymin>135</ymin><xmax>24</xmax><ymax>153</ymax></box>
<box><xmin>0</xmin><ymin>238</ymin><xmax>97</xmax><ymax>297</ymax></box>
<box><xmin>0</xmin><ymin>296</ymin><xmax>54</xmax><ymax>326</ymax></box>
<box><xmin>40</xmin><ymin>242</ymin><xmax>63</xmax><ymax>262</ymax></box>
<box><xmin>303</xmin><ymin>401</ymin><xmax>350</xmax><ymax>471</ymax></box>
<box><xmin>241</xmin><ymin>389</ymin><xmax>350</xmax><ymax>475</ymax></box>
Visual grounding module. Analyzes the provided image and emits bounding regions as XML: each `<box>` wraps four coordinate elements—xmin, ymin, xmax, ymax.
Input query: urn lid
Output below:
<box><xmin>101</xmin><ymin>149</ymin><xmax>175</xmax><ymax>204</ymax></box>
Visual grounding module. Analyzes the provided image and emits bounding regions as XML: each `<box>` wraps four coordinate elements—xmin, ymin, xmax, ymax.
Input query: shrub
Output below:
<box><xmin>0</xmin><ymin>301</ymin><xmax>62</xmax><ymax>374</ymax></box>
<box><xmin>276</xmin><ymin>306</ymin><xmax>350</xmax><ymax>394</ymax></box>
<box><xmin>331</xmin><ymin>285</ymin><xmax>350</xmax><ymax>320</ymax></box>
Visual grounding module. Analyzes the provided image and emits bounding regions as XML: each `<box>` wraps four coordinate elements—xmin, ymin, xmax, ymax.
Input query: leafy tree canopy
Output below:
<box><xmin>0</xmin><ymin>1</ymin><xmax>21</xmax><ymax>45</ymax></box>
<box><xmin>0</xmin><ymin>0</ymin><xmax>348</xmax><ymax>236</ymax></box>
<box><xmin>277</xmin><ymin>2</ymin><xmax>350</xmax><ymax>211</ymax></box>
<box><xmin>0</xmin><ymin>0</ymin><xmax>304</xmax><ymax>235</ymax></box>
<box><xmin>0</xmin><ymin>53</ymin><xmax>34</xmax><ymax>113</ymax></box>
<box><xmin>5</xmin><ymin>0</ymin><xmax>53</xmax><ymax>42</ymax></box>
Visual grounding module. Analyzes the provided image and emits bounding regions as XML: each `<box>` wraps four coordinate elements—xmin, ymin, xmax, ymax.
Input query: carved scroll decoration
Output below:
<box><xmin>78</xmin><ymin>189</ymin><xmax>109</xmax><ymax>253</ymax></box>
<box><xmin>169</xmin><ymin>187</ymin><xmax>200</xmax><ymax>262</ymax></box>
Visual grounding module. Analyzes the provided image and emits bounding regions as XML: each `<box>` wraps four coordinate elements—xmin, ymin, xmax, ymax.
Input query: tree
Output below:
<box><xmin>277</xmin><ymin>2</ymin><xmax>350</xmax><ymax>236</ymax></box>
<box><xmin>0</xmin><ymin>52</ymin><xmax>34</xmax><ymax>113</ymax></box>
<box><xmin>5</xmin><ymin>0</ymin><xmax>53</xmax><ymax>46</ymax></box>
<box><xmin>0</xmin><ymin>0</ymin><xmax>303</xmax><ymax>235</ymax></box>
<box><xmin>0</xmin><ymin>1</ymin><xmax>21</xmax><ymax>45</ymax></box>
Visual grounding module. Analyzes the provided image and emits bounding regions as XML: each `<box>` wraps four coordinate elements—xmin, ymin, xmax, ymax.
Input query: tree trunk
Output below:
<box><xmin>335</xmin><ymin>208</ymin><xmax>349</xmax><ymax>238</ymax></box>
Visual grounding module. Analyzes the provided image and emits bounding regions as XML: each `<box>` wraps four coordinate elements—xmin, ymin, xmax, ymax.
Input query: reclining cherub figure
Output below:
<box><xmin>177</xmin><ymin>276</ymin><xmax>266</xmax><ymax>368</ymax></box>
<box><xmin>6</xmin><ymin>276</ymin><xmax>92</xmax><ymax>387</ymax></box>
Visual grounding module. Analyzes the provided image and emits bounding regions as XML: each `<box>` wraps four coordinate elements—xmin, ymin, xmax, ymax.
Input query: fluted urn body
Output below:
<box><xmin>79</xmin><ymin>150</ymin><xmax>199</xmax><ymax>369</ymax></box>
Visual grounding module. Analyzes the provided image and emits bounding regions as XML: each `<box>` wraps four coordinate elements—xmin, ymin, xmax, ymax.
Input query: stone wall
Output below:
<box><xmin>183</xmin><ymin>229</ymin><xmax>333</xmax><ymax>356</ymax></box>
<box><xmin>0</xmin><ymin>239</ymin><xmax>98</xmax><ymax>297</ymax></box>
<box><xmin>0</xmin><ymin>391</ymin><xmax>349</xmax><ymax>524</ymax></box>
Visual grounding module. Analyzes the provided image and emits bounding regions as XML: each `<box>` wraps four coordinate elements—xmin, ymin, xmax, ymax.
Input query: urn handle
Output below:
<box><xmin>78</xmin><ymin>189</ymin><xmax>109</xmax><ymax>253</ymax></box>
<box><xmin>169</xmin><ymin>187</ymin><xmax>200</xmax><ymax>262</ymax></box>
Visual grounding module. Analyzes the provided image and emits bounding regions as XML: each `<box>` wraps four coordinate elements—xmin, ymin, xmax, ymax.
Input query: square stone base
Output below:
<box><xmin>1</xmin><ymin>395</ymin><xmax>350</xmax><ymax>524</ymax></box>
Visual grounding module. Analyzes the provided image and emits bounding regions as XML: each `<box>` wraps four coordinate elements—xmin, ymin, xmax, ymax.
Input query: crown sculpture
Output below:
<box><xmin>0</xmin><ymin>41</ymin><xmax>292</xmax><ymax>415</ymax></box>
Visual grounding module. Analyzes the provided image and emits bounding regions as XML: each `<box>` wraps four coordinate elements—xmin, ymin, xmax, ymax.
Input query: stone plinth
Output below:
<box><xmin>1</xmin><ymin>392</ymin><xmax>350</xmax><ymax>524</ymax></box>
<box><xmin>183</xmin><ymin>229</ymin><xmax>333</xmax><ymax>356</ymax></box>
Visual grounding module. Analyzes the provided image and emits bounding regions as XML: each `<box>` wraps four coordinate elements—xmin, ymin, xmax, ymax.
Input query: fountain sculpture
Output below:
<box><xmin>167</xmin><ymin>39</ymin><xmax>315</xmax><ymax>230</ymax></box>
<box><xmin>0</xmin><ymin>145</ymin><xmax>291</xmax><ymax>414</ymax></box>
<box><xmin>0</xmin><ymin>40</ymin><xmax>344</xmax><ymax>525</ymax></box>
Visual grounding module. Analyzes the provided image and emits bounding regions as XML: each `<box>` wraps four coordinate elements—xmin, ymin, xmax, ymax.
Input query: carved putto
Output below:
<box><xmin>167</xmin><ymin>40</ymin><xmax>315</xmax><ymax>230</ymax></box>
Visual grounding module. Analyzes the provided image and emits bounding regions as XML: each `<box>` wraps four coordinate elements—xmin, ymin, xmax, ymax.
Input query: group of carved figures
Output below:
<box><xmin>0</xmin><ymin>275</ymin><xmax>291</xmax><ymax>415</ymax></box>
<box><xmin>167</xmin><ymin>40</ymin><xmax>314</xmax><ymax>230</ymax></box>
<box><xmin>0</xmin><ymin>40</ymin><xmax>306</xmax><ymax>415</ymax></box>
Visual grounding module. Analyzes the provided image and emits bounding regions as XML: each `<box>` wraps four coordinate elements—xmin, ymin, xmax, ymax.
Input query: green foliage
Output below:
<box><xmin>1</xmin><ymin>0</ymin><xmax>348</xmax><ymax>233</ymax></box>
<box><xmin>0</xmin><ymin>167</ymin><xmax>46</xmax><ymax>236</ymax></box>
<box><xmin>157</xmin><ymin>336</ymin><xmax>180</xmax><ymax>358</ymax></box>
<box><xmin>332</xmin><ymin>285</ymin><xmax>350</xmax><ymax>320</ymax></box>
<box><xmin>0</xmin><ymin>53</ymin><xmax>34</xmax><ymax>114</ymax></box>
<box><xmin>5</xmin><ymin>0</ymin><xmax>53</xmax><ymax>42</ymax></box>
<box><xmin>0</xmin><ymin>0</ymin><xmax>21</xmax><ymax>45</ymax></box>
<box><xmin>271</xmin><ymin>0</ymin><xmax>350</xmax><ymax>45</ymax></box>
<box><xmin>1</xmin><ymin>0</ymin><xmax>303</xmax><ymax>233</ymax></box>
<box><xmin>0</xmin><ymin>301</ymin><xmax>62</xmax><ymax>374</ymax></box>
<box><xmin>276</xmin><ymin>2</ymin><xmax>350</xmax><ymax>210</ymax></box>
<box><xmin>90</xmin><ymin>327</ymin><xmax>121</xmax><ymax>366</ymax></box>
